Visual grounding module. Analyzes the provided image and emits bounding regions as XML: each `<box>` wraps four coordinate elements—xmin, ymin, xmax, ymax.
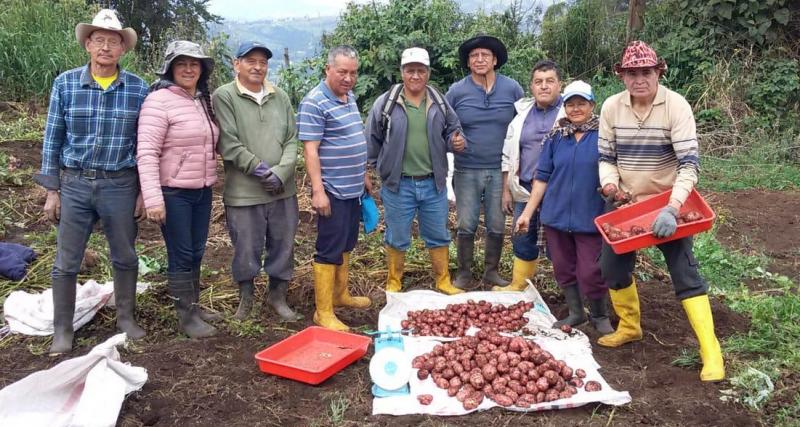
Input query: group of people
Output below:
<box><xmin>35</xmin><ymin>9</ymin><xmax>723</xmax><ymax>383</ymax></box>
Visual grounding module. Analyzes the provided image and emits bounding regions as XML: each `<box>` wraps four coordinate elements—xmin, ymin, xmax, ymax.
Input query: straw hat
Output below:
<box><xmin>75</xmin><ymin>9</ymin><xmax>137</xmax><ymax>51</ymax></box>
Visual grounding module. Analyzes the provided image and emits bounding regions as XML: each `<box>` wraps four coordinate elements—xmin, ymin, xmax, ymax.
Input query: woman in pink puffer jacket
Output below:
<box><xmin>136</xmin><ymin>40</ymin><xmax>220</xmax><ymax>339</ymax></box>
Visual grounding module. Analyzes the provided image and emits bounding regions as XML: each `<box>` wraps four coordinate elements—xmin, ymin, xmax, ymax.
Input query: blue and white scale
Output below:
<box><xmin>369</xmin><ymin>329</ymin><xmax>412</xmax><ymax>397</ymax></box>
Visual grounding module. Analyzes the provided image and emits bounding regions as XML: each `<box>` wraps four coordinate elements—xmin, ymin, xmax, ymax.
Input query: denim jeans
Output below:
<box><xmin>453</xmin><ymin>168</ymin><xmax>505</xmax><ymax>236</ymax></box>
<box><xmin>511</xmin><ymin>180</ymin><xmax>540</xmax><ymax>261</ymax></box>
<box><xmin>52</xmin><ymin>168</ymin><xmax>138</xmax><ymax>277</ymax></box>
<box><xmin>226</xmin><ymin>196</ymin><xmax>299</xmax><ymax>281</ymax></box>
<box><xmin>160</xmin><ymin>186</ymin><xmax>212</xmax><ymax>273</ymax></box>
<box><xmin>381</xmin><ymin>176</ymin><xmax>450</xmax><ymax>250</ymax></box>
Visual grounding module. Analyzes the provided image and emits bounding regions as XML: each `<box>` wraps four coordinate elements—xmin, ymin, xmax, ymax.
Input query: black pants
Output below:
<box><xmin>314</xmin><ymin>192</ymin><xmax>360</xmax><ymax>265</ymax></box>
<box><xmin>599</xmin><ymin>237</ymin><xmax>708</xmax><ymax>300</ymax></box>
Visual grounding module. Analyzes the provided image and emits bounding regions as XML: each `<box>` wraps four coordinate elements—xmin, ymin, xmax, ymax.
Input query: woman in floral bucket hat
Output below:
<box><xmin>596</xmin><ymin>40</ymin><xmax>725</xmax><ymax>382</ymax></box>
<box><xmin>136</xmin><ymin>41</ymin><xmax>221</xmax><ymax>338</ymax></box>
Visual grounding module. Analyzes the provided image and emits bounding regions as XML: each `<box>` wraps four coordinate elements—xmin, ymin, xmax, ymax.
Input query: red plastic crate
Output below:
<box><xmin>254</xmin><ymin>326</ymin><xmax>371</xmax><ymax>385</ymax></box>
<box><xmin>594</xmin><ymin>188</ymin><xmax>715</xmax><ymax>254</ymax></box>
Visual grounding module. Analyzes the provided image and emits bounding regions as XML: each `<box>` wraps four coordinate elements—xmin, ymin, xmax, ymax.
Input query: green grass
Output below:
<box><xmin>701</xmin><ymin>155</ymin><xmax>800</xmax><ymax>191</ymax></box>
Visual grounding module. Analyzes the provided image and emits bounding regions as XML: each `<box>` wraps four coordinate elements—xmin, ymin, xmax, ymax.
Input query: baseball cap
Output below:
<box><xmin>401</xmin><ymin>47</ymin><xmax>430</xmax><ymax>67</ymax></box>
<box><xmin>236</xmin><ymin>41</ymin><xmax>273</xmax><ymax>59</ymax></box>
<box><xmin>562</xmin><ymin>80</ymin><xmax>594</xmax><ymax>102</ymax></box>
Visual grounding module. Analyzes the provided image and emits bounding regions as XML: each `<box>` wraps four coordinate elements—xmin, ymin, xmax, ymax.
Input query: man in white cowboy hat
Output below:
<box><xmin>446</xmin><ymin>35</ymin><xmax>524</xmax><ymax>290</ymax></box>
<box><xmin>365</xmin><ymin>47</ymin><xmax>465</xmax><ymax>296</ymax></box>
<box><xmin>33</xmin><ymin>9</ymin><xmax>148</xmax><ymax>355</ymax></box>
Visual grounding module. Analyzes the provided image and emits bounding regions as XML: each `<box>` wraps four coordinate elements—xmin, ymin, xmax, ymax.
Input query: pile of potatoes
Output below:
<box><xmin>401</xmin><ymin>300</ymin><xmax>533</xmax><ymax>338</ymax></box>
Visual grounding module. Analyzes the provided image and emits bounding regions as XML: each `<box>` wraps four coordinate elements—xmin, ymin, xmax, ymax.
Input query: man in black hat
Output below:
<box><xmin>446</xmin><ymin>35</ymin><xmax>524</xmax><ymax>290</ymax></box>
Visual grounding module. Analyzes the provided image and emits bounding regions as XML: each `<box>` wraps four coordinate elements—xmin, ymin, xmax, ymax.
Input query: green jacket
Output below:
<box><xmin>212</xmin><ymin>79</ymin><xmax>298</xmax><ymax>206</ymax></box>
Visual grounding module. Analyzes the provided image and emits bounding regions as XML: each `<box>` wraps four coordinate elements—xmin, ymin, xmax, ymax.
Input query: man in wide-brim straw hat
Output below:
<box><xmin>446</xmin><ymin>34</ymin><xmax>523</xmax><ymax>291</ymax></box>
<box><xmin>33</xmin><ymin>9</ymin><xmax>149</xmax><ymax>355</ymax></box>
<box><xmin>596</xmin><ymin>40</ymin><xmax>725</xmax><ymax>382</ymax></box>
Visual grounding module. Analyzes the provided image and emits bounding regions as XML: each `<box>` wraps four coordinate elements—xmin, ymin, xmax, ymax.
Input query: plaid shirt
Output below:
<box><xmin>35</xmin><ymin>65</ymin><xmax>148</xmax><ymax>190</ymax></box>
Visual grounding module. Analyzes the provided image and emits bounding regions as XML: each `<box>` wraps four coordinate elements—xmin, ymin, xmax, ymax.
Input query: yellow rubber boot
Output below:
<box><xmin>597</xmin><ymin>279</ymin><xmax>643</xmax><ymax>347</ymax></box>
<box><xmin>493</xmin><ymin>258</ymin><xmax>539</xmax><ymax>291</ymax></box>
<box><xmin>333</xmin><ymin>252</ymin><xmax>371</xmax><ymax>308</ymax></box>
<box><xmin>385</xmin><ymin>246</ymin><xmax>405</xmax><ymax>292</ymax></box>
<box><xmin>430</xmin><ymin>247</ymin><xmax>463</xmax><ymax>295</ymax></box>
<box><xmin>312</xmin><ymin>262</ymin><xmax>349</xmax><ymax>331</ymax></box>
<box><xmin>682</xmin><ymin>295</ymin><xmax>726</xmax><ymax>382</ymax></box>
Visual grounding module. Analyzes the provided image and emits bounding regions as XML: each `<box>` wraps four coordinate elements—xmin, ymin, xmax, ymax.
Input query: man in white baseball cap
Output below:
<box><xmin>366</xmin><ymin>47</ymin><xmax>465</xmax><ymax>295</ymax></box>
<box><xmin>33</xmin><ymin>9</ymin><xmax>148</xmax><ymax>355</ymax></box>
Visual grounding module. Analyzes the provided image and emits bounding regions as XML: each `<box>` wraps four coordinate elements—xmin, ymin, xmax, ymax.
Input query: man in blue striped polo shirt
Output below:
<box><xmin>298</xmin><ymin>45</ymin><xmax>372</xmax><ymax>332</ymax></box>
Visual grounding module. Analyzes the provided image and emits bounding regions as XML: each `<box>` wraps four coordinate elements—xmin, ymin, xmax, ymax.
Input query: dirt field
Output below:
<box><xmin>1</xmin><ymin>139</ymin><xmax>798</xmax><ymax>426</ymax></box>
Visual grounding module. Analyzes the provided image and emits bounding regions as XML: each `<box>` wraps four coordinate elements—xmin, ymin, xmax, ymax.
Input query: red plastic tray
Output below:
<box><xmin>594</xmin><ymin>188</ymin><xmax>715</xmax><ymax>254</ymax></box>
<box><xmin>254</xmin><ymin>326</ymin><xmax>371</xmax><ymax>385</ymax></box>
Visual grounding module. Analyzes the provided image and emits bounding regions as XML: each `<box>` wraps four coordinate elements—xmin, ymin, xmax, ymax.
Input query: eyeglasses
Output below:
<box><xmin>89</xmin><ymin>37</ymin><xmax>122</xmax><ymax>48</ymax></box>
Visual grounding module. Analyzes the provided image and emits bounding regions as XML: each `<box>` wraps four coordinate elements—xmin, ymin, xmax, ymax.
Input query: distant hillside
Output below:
<box><xmin>209</xmin><ymin>16</ymin><xmax>338</xmax><ymax>72</ymax></box>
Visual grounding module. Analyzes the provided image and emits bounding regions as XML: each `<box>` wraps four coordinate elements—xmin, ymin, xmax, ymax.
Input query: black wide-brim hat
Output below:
<box><xmin>458</xmin><ymin>35</ymin><xmax>508</xmax><ymax>70</ymax></box>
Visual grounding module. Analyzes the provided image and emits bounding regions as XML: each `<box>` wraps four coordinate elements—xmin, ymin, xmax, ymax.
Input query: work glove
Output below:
<box><xmin>260</xmin><ymin>171</ymin><xmax>284</xmax><ymax>195</ymax></box>
<box><xmin>252</xmin><ymin>161</ymin><xmax>283</xmax><ymax>195</ymax></box>
<box><xmin>652</xmin><ymin>206</ymin><xmax>679</xmax><ymax>238</ymax></box>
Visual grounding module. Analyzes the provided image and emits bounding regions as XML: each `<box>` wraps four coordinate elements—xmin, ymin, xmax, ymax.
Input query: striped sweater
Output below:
<box><xmin>598</xmin><ymin>85</ymin><xmax>699</xmax><ymax>205</ymax></box>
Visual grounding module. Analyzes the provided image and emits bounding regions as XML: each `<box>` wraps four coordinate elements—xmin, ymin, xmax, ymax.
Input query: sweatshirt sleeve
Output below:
<box><xmin>668</xmin><ymin>94</ymin><xmax>699</xmax><ymax>205</ymax></box>
<box><xmin>598</xmin><ymin>98</ymin><xmax>620</xmax><ymax>188</ymax></box>
<box><xmin>212</xmin><ymin>88</ymin><xmax>261</xmax><ymax>174</ymax></box>
<box><xmin>270</xmin><ymin>90</ymin><xmax>299</xmax><ymax>184</ymax></box>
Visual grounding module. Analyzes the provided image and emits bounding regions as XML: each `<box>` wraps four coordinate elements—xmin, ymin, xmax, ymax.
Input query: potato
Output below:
<box><xmin>569</xmin><ymin>378</ymin><xmax>584</xmax><ymax>388</ymax></box>
<box><xmin>469</xmin><ymin>371</ymin><xmax>486</xmax><ymax>389</ymax></box>
<box><xmin>585</xmin><ymin>381</ymin><xmax>602</xmax><ymax>392</ymax></box>
<box><xmin>559</xmin><ymin>390</ymin><xmax>572</xmax><ymax>400</ymax></box>
<box><xmin>536</xmin><ymin>391</ymin><xmax>546</xmax><ymax>403</ymax></box>
<box><xmin>575</xmin><ymin>368</ymin><xmax>587</xmax><ymax>378</ymax></box>
<box><xmin>536</xmin><ymin>376</ymin><xmax>550</xmax><ymax>392</ymax></box>
<box><xmin>481</xmin><ymin>363</ymin><xmax>497</xmax><ymax>382</ymax></box>
<box><xmin>447</xmin><ymin>385</ymin><xmax>460</xmax><ymax>397</ymax></box>
<box><xmin>561</xmin><ymin>366</ymin><xmax>573</xmax><ymax>380</ymax></box>
<box><xmin>417</xmin><ymin>394</ymin><xmax>433</xmax><ymax>405</ymax></box>
<box><xmin>545</xmin><ymin>389</ymin><xmax>560</xmax><ymax>402</ymax></box>
<box><xmin>435</xmin><ymin>377</ymin><xmax>450</xmax><ymax>389</ymax></box>
<box><xmin>417</xmin><ymin>369</ymin><xmax>429</xmax><ymax>380</ymax></box>
<box><xmin>493</xmin><ymin>394</ymin><xmax>514</xmax><ymax>407</ymax></box>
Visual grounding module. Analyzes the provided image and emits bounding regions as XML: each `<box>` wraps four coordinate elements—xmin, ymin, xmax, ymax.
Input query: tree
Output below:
<box><xmin>627</xmin><ymin>0</ymin><xmax>645</xmax><ymax>41</ymax></box>
<box><xmin>90</xmin><ymin>0</ymin><xmax>221</xmax><ymax>53</ymax></box>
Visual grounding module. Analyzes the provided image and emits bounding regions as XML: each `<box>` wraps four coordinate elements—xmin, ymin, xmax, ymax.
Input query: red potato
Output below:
<box><xmin>469</xmin><ymin>371</ymin><xmax>486</xmax><ymax>389</ymax></box>
<box><xmin>575</xmin><ymin>368</ymin><xmax>587</xmax><ymax>378</ymax></box>
<box><xmin>447</xmin><ymin>386</ymin><xmax>460</xmax><ymax>397</ymax></box>
<box><xmin>536</xmin><ymin>376</ymin><xmax>550</xmax><ymax>392</ymax></box>
<box><xmin>435</xmin><ymin>377</ymin><xmax>450</xmax><ymax>389</ymax></box>
<box><xmin>417</xmin><ymin>369</ymin><xmax>429</xmax><ymax>380</ymax></box>
<box><xmin>559</xmin><ymin>324</ymin><xmax>572</xmax><ymax>334</ymax></box>
<box><xmin>493</xmin><ymin>394</ymin><xmax>514</xmax><ymax>407</ymax></box>
<box><xmin>569</xmin><ymin>377</ymin><xmax>584</xmax><ymax>388</ymax></box>
<box><xmin>417</xmin><ymin>394</ymin><xmax>433</xmax><ymax>405</ymax></box>
<box><xmin>544</xmin><ymin>370</ymin><xmax>560</xmax><ymax>385</ymax></box>
<box><xmin>585</xmin><ymin>381</ymin><xmax>602</xmax><ymax>392</ymax></box>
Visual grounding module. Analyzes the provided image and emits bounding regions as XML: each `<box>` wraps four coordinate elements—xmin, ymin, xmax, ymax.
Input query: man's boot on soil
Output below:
<box><xmin>453</xmin><ymin>234</ymin><xmax>474</xmax><ymax>290</ymax></box>
<box><xmin>49</xmin><ymin>275</ymin><xmax>78</xmax><ymax>355</ymax></box>
<box><xmin>385</xmin><ymin>246</ymin><xmax>405</xmax><ymax>292</ymax></box>
<box><xmin>682</xmin><ymin>294</ymin><xmax>726</xmax><ymax>382</ymax></box>
<box><xmin>493</xmin><ymin>257</ymin><xmax>538</xmax><ymax>291</ymax></box>
<box><xmin>588</xmin><ymin>294</ymin><xmax>615</xmax><ymax>335</ymax></box>
<box><xmin>313</xmin><ymin>262</ymin><xmax>350</xmax><ymax>331</ymax></box>
<box><xmin>113</xmin><ymin>268</ymin><xmax>146</xmax><ymax>340</ymax></box>
<box><xmin>168</xmin><ymin>271</ymin><xmax>216</xmax><ymax>338</ymax></box>
<box><xmin>597</xmin><ymin>279</ymin><xmax>643</xmax><ymax>347</ymax></box>
<box><xmin>333</xmin><ymin>252</ymin><xmax>371</xmax><ymax>308</ymax></box>
<box><xmin>482</xmin><ymin>233</ymin><xmax>509</xmax><ymax>287</ymax></box>
<box><xmin>553</xmin><ymin>284</ymin><xmax>587</xmax><ymax>328</ymax></box>
<box><xmin>233</xmin><ymin>280</ymin><xmax>255</xmax><ymax>320</ymax></box>
<box><xmin>267</xmin><ymin>278</ymin><xmax>302</xmax><ymax>321</ymax></box>
<box><xmin>430</xmin><ymin>246</ymin><xmax>463</xmax><ymax>295</ymax></box>
<box><xmin>192</xmin><ymin>269</ymin><xmax>223</xmax><ymax>322</ymax></box>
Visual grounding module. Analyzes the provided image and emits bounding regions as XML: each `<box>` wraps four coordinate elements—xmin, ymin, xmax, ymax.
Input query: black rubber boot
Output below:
<box><xmin>482</xmin><ymin>233</ymin><xmax>509</xmax><ymax>286</ymax></box>
<box><xmin>192</xmin><ymin>270</ymin><xmax>223</xmax><ymax>322</ymax></box>
<box><xmin>233</xmin><ymin>280</ymin><xmax>255</xmax><ymax>320</ymax></box>
<box><xmin>588</xmin><ymin>294</ymin><xmax>615</xmax><ymax>334</ymax></box>
<box><xmin>553</xmin><ymin>284</ymin><xmax>587</xmax><ymax>328</ymax></box>
<box><xmin>267</xmin><ymin>279</ymin><xmax>303</xmax><ymax>321</ymax></box>
<box><xmin>453</xmin><ymin>234</ymin><xmax>474</xmax><ymax>290</ymax></box>
<box><xmin>169</xmin><ymin>271</ymin><xmax>216</xmax><ymax>338</ymax></box>
<box><xmin>113</xmin><ymin>268</ymin><xmax>146</xmax><ymax>340</ymax></box>
<box><xmin>49</xmin><ymin>275</ymin><xmax>77</xmax><ymax>355</ymax></box>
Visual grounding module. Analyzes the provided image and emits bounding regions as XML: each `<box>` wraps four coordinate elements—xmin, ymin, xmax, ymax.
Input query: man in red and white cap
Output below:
<box><xmin>596</xmin><ymin>40</ymin><xmax>725</xmax><ymax>382</ymax></box>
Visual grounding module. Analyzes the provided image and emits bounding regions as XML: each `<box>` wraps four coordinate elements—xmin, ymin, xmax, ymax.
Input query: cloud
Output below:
<box><xmin>208</xmin><ymin>0</ymin><xmax>383</xmax><ymax>21</ymax></box>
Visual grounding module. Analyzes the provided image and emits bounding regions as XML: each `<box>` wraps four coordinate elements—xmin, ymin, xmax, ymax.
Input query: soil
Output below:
<box><xmin>0</xmin><ymin>140</ymin><xmax>791</xmax><ymax>426</ymax></box>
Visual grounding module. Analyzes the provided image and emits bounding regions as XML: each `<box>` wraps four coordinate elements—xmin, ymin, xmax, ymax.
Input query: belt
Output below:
<box><xmin>63</xmin><ymin>167</ymin><xmax>134</xmax><ymax>180</ymax></box>
<box><xmin>401</xmin><ymin>173</ymin><xmax>433</xmax><ymax>180</ymax></box>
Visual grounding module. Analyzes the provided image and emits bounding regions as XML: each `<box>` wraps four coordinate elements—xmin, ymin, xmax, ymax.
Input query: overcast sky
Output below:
<box><xmin>207</xmin><ymin>0</ymin><xmax>381</xmax><ymax>21</ymax></box>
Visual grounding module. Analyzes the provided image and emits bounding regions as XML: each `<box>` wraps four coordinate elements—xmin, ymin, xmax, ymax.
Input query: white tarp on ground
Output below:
<box><xmin>373</xmin><ymin>287</ymin><xmax>631</xmax><ymax>416</ymax></box>
<box><xmin>1</xmin><ymin>280</ymin><xmax>150</xmax><ymax>337</ymax></box>
<box><xmin>0</xmin><ymin>333</ymin><xmax>147</xmax><ymax>427</ymax></box>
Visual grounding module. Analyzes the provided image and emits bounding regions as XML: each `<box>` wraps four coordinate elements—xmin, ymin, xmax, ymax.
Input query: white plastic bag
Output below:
<box><xmin>0</xmin><ymin>333</ymin><xmax>147</xmax><ymax>427</ymax></box>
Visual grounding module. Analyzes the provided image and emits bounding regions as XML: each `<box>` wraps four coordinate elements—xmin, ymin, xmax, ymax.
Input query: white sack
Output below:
<box><xmin>0</xmin><ymin>333</ymin><xmax>148</xmax><ymax>427</ymax></box>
